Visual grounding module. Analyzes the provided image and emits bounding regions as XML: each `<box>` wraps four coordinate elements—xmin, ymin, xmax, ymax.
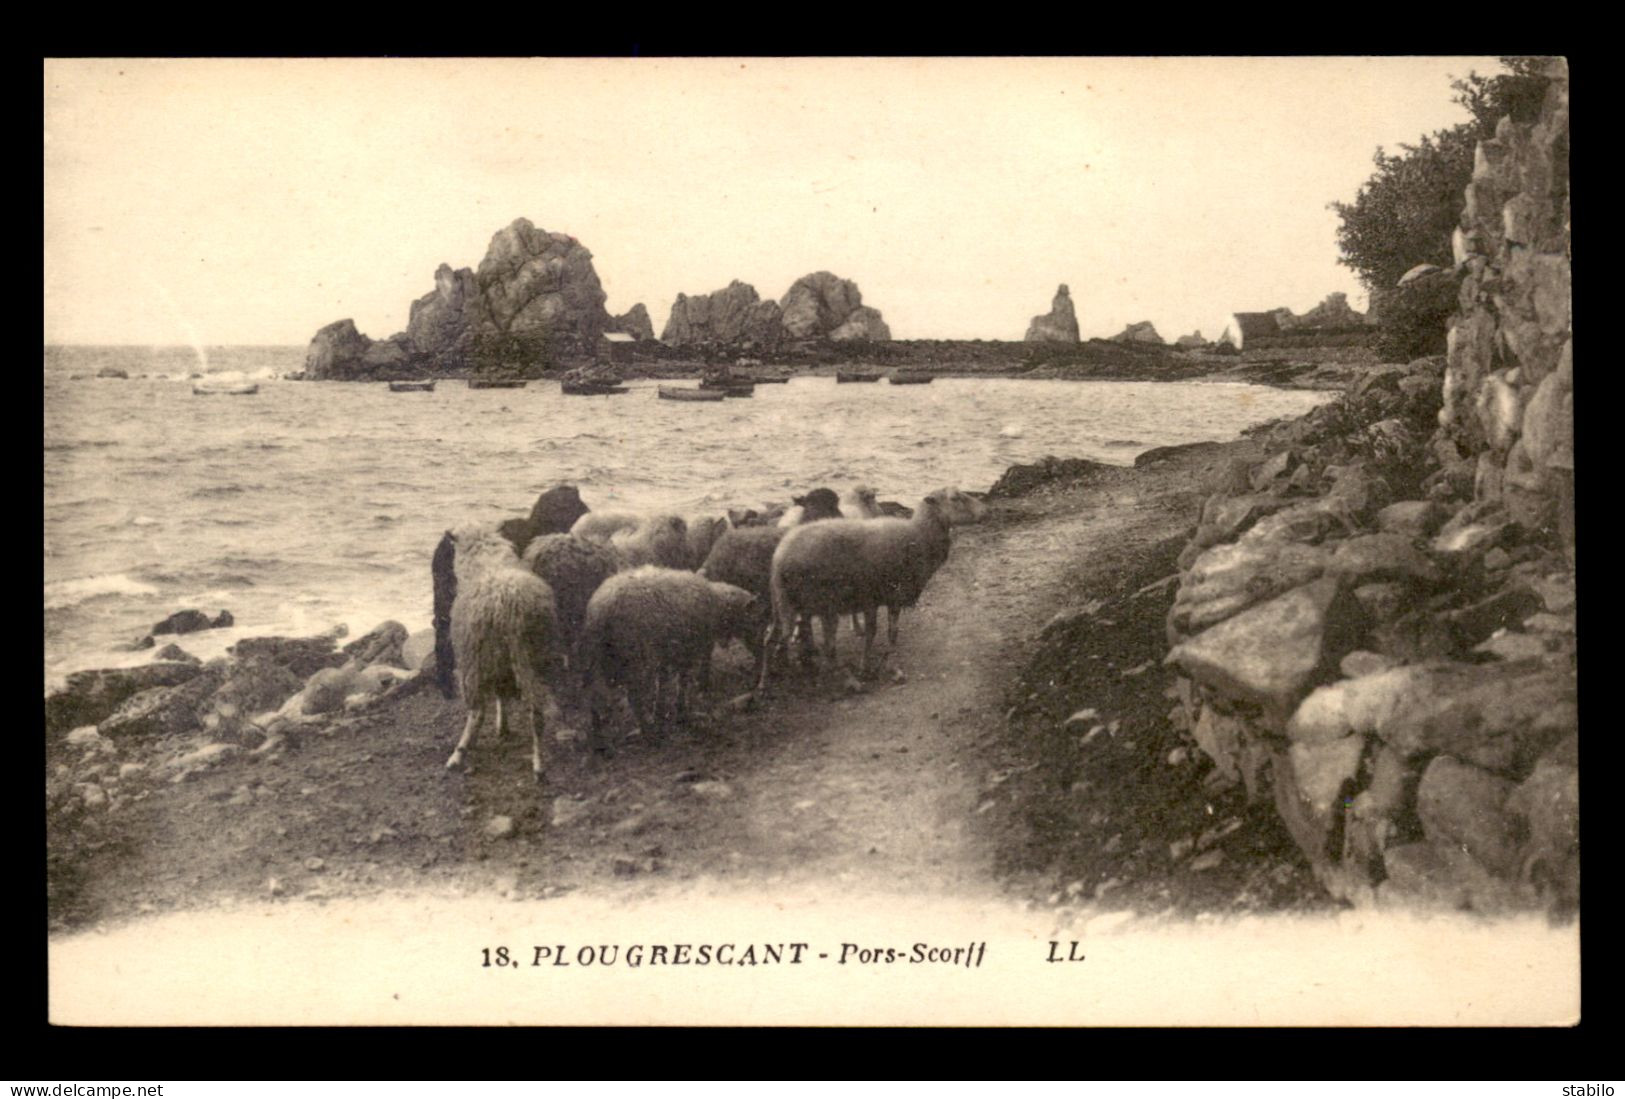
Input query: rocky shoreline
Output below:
<box><xmin>44</xmin><ymin>353</ymin><xmax>1573</xmax><ymax>929</ymax></box>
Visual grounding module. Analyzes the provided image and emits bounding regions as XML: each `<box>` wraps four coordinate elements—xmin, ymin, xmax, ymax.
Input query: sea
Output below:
<box><xmin>42</xmin><ymin>345</ymin><xmax>1335</xmax><ymax>693</ymax></box>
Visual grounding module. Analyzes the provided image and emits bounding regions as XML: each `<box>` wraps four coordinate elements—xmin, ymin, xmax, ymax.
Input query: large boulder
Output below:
<box><xmin>304</xmin><ymin>319</ymin><xmax>372</xmax><ymax>380</ymax></box>
<box><xmin>1025</xmin><ymin>284</ymin><xmax>1081</xmax><ymax>343</ymax></box>
<box><xmin>406</xmin><ymin>264</ymin><xmax>481</xmax><ymax>366</ymax></box>
<box><xmin>1294</xmin><ymin>292</ymin><xmax>1367</xmax><ymax>329</ymax></box>
<box><xmin>46</xmin><ymin>663</ymin><xmax>205</xmax><ymax>737</ymax></box>
<box><xmin>1168</xmin><ymin>577</ymin><xmax>1366</xmax><ymax>721</ymax></box>
<box><xmin>477</xmin><ymin>219</ymin><xmax>612</xmax><ymax>346</ymax></box>
<box><xmin>662</xmin><ymin>281</ymin><xmax>784</xmax><ymax>347</ymax></box>
<box><xmin>779</xmin><ymin>272</ymin><xmax>890</xmax><ymax>340</ymax></box>
<box><xmin>1112</xmin><ymin>320</ymin><xmax>1164</xmax><ymax>345</ymax></box>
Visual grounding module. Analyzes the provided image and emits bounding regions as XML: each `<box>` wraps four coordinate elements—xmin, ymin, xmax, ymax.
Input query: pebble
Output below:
<box><xmin>483</xmin><ymin>816</ymin><xmax>515</xmax><ymax>840</ymax></box>
<box><xmin>688</xmin><ymin>781</ymin><xmax>733</xmax><ymax>801</ymax></box>
<box><xmin>65</xmin><ymin>726</ymin><xmax>101</xmax><ymax>748</ymax></box>
<box><xmin>1170</xmin><ymin>838</ymin><xmax>1195</xmax><ymax>860</ymax></box>
<box><xmin>1167</xmin><ymin>747</ymin><xmax>1189</xmax><ymax>766</ymax></box>
<box><xmin>266</xmin><ymin>877</ymin><xmax>284</xmax><ymax>897</ymax></box>
<box><xmin>118</xmin><ymin>763</ymin><xmax>146</xmax><ymax>779</ymax></box>
<box><xmin>303</xmin><ymin>857</ymin><xmax>325</xmax><ymax>872</ymax></box>
<box><xmin>1190</xmin><ymin>850</ymin><xmax>1225</xmax><ymax>872</ymax></box>
<box><xmin>1064</xmin><ymin>708</ymin><xmax>1100</xmax><ymax>728</ymax></box>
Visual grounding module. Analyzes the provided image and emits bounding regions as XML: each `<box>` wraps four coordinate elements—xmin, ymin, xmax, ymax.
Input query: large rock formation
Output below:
<box><xmin>1025</xmin><ymin>284</ymin><xmax>1081</xmax><ymax>343</ymax></box>
<box><xmin>661</xmin><ymin>281</ymin><xmax>784</xmax><ymax>347</ymax></box>
<box><xmin>1175</xmin><ymin>330</ymin><xmax>1212</xmax><ymax>350</ymax></box>
<box><xmin>304</xmin><ymin>320</ymin><xmax>373</xmax><ymax>380</ymax></box>
<box><xmin>662</xmin><ymin>271</ymin><xmax>891</xmax><ymax>347</ymax></box>
<box><xmin>611</xmin><ymin>303</ymin><xmax>655</xmax><ymax>341</ymax></box>
<box><xmin>1112</xmin><ymin>321</ymin><xmax>1165</xmax><ymax>345</ymax></box>
<box><xmin>779</xmin><ymin>272</ymin><xmax>890</xmax><ymax>341</ymax></box>
<box><xmin>1295</xmin><ymin>292</ymin><xmax>1367</xmax><ymax>329</ymax></box>
<box><xmin>303</xmin><ymin>218</ymin><xmax>617</xmax><ymax>378</ymax></box>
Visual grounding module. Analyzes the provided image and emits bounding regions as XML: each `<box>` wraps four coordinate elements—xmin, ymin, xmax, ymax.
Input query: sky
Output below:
<box><xmin>43</xmin><ymin>56</ymin><xmax>1504</xmax><ymax>347</ymax></box>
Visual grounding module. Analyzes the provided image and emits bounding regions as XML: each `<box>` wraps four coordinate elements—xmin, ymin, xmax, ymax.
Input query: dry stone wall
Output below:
<box><xmin>1163</xmin><ymin>61</ymin><xmax>1575</xmax><ymax>916</ymax></box>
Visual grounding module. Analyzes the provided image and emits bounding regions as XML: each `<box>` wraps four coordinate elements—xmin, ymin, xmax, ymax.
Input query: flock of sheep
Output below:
<box><xmin>432</xmin><ymin>482</ymin><xmax>989</xmax><ymax>781</ymax></box>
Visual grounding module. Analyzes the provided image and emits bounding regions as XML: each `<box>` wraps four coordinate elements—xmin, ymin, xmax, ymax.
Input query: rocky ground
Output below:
<box><xmin>45</xmin><ymin>435</ymin><xmax>1332</xmax><ymax>934</ymax></box>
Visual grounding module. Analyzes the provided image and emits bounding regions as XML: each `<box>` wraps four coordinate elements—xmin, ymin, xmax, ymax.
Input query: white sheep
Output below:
<box><xmin>571</xmin><ymin>511</ymin><xmax>693</xmax><ymax>570</ymax></box>
<box><xmin>444</xmin><ymin>526</ymin><xmax>567</xmax><ymax>781</ymax></box>
<box><xmin>760</xmin><ymin>487</ymin><xmax>988</xmax><ymax>687</ymax></box>
<box><xmin>580</xmin><ymin>565</ymin><xmax>757</xmax><ymax>743</ymax></box>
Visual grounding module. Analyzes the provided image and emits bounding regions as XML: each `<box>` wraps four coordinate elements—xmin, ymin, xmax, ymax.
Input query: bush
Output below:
<box><xmin>1370</xmin><ymin>273</ymin><xmax>1460</xmax><ymax>362</ymax></box>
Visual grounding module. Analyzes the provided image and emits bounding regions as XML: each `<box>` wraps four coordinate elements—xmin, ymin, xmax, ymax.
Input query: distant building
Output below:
<box><xmin>599</xmin><ymin>331</ymin><xmax>637</xmax><ymax>363</ymax></box>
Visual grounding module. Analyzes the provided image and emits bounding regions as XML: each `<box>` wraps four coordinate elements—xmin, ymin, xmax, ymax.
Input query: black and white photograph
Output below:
<box><xmin>43</xmin><ymin>56</ymin><xmax>1577</xmax><ymax>1027</ymax></box>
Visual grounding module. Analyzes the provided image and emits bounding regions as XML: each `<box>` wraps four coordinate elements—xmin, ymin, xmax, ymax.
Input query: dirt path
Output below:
<box><xmin>49</xmin><ymin>447</ymin><xmax>1249</xmax><ymax>930</ymax></box>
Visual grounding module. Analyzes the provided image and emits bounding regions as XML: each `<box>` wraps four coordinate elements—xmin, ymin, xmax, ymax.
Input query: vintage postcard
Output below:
<box><xmin>44</xmin><ymin>56</ymin><xmax>1577</xmax><ymax>1027</ymax></box>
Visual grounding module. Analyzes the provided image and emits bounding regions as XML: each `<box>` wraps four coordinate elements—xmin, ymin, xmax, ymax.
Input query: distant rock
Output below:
<box><xmin>477</xmin><ymin>218</ymin><xmax>612</xmax><ymax>346</ymax></box>
<box><xmin>304</xmin><ymin>319</ymin><xmax>373</xmax><ymax>380</ymax></box>
<box><xmin>611</xmin><ymin>303</ymin><xmax>655</xmax><ymax>342</ymax></box>
<box><xmin>779</xmin><ymin>272</ymin><xmax>890</xmax><ymax>341</ymax></box>
<box><xmin>662</xmin><ymin>280</ymin><xmax>784</xmax><ymax>348</ymax></box>
<box><xmin>1025</xmin><ymin>284</ymin><xmax>1081</xmax><ymax>343</ymax></box>
<box><xmin>151</xmin><ymin>609</ymin><xmax>215</xmax><ymax>636</ymax></box>
<box><xmin>1175</xmin><ymin>330</ymin><xmax>1211</xmax><ymax>349</ymax></box>
<box><xmin>305</xmin><ymin>217</ymin><xmax>616</xmax><ymax>379</ymax></box>
<box><xmin>1112</xmin><ymin>321</ymin><xmax>1165</xmax><ymax>345</ymax></box>
<box><xmin>96</xmin><ymin>366</ymin><xmax>129</xmax><ymax>379</ymax></box>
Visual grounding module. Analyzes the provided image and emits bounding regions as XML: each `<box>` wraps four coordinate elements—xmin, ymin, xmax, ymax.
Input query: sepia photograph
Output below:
<box><xmin>43</xmin><ymin>56</ymin><xmax>1577</xmax><ymax>1027</ymax></box>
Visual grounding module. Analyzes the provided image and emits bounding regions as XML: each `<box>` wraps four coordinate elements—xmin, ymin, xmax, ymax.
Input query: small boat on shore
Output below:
<box><xmin>388</xmin><ymin>380</ymin><xmax>436</xmax><ymax>392</ymax></box>
<box><xmin>562</xmin><ymin>381</ymin><xmax>630</xmax><ymax>395</ymax></box>
<box><xmin>751</xmin><ymin>375</ymin><xmax>792</xmax><ymax>384</ymax></box>
<box><xmin>467</xmin><ymin>378</ymin><xmax>528</xmax><ymax>389</ymax></box>
<box><xmin>700</xmin><ymin>379</ymin><xmax>755</xmax><ymax>397</ymax></box>
<box><xmin>658</xmin><ymin>385</ymin><xmax>726</xmax><ymax>402</ymax></box>
<box><xmin>888</xmin><ymin>371</ymin><xmax>936</xmax><ymax>385</ymax></box>
<box><xmin>192</xmin><ymin>381</ymin><xmax>260</xmax><ymax>396</ymax></box>
<box><xmin>836</xmin><ymin>370</ymin><xmax>882</xmax><ymax>383</ymax></box>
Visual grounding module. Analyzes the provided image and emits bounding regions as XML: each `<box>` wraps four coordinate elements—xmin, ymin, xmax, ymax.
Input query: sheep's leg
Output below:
<box><xmin>514</xmin><ymin>664</ymin><xmax>550</xmax><ymax>783</ymax></box>
<box><xmin>860</xmin><ymin>607</ymin><xmax>879</xmax><ymax>679</ymax></box>
<box><xmin>755</xmin><ymin>620</ymin><xmax>776</xmax><ymax>693</ymax></box>
<box><xmin>796</xmin><ymin>614</ymin><xmax>817</xmax><ymax>668</ymax></box>
<box><xmin>820</xmin><ymin>613</ymin><xmax>839</xmax><ymax>670</ymax></box>
<box><xmin>587</xmin><ymin>676</ymin><xmax>617</xmax><ymax>757</ymax></box>
<box><xmin>886</xmin><ymin>605</ymin><xmax>901</xmax><ymax>648</ymax></box>
<box><xmin>446</xmin><ymin>699</ymin><xmax>486</xmax><ymax>771</ymax></box>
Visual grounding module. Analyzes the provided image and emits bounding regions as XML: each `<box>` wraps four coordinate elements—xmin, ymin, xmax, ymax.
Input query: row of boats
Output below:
<box><xmin>374</xmin><ymin>369</ymin><xmax>937</xmax><ymax>400</ymax></box>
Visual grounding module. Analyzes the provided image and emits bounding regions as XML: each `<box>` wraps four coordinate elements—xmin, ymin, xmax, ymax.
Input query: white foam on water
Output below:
<box><xmin>43</xmin><ymin>573</ymin><xmax>160</xmax><ymax>610</ymax></box>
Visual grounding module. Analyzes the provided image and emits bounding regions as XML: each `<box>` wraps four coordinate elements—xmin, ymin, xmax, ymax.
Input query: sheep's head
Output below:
<box><xmin>530</xmin><ymin>484</ymin><xmax>589</xmax><ymax>534</ymax></box>
<box><xmin>851</xmin><ymin>485</ymin><xmax>879</xmax><ymax>510</ymax></box>
<box><xmin>794</xmin><ymin>487</ymin><xmax>843</xmax><ymax>521</ymax></box>
<box><xmin>726</xmin><ymin>507</ymin><xmax>759</xmax><ymax>528</ymax></box>
<box><xmin>922</xmin><ymin>487</ymin><xmax>989</xmax><ymax>526</ymax></box>
<box><xmin>708</xmin><ymin>581</ymin><xmax>758</xmax><ymax>627</ymax></box>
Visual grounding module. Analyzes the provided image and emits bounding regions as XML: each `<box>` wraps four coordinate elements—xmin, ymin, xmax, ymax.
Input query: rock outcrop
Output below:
<box><xmin>779</xmin><ymin>272</ymin><xmax>890</xmax><ymax>341</ymax></box>
<box><xmin>1025</xmin><ymin>284</ymin><xmax>1081</xmax><ymax>343</ymax></box>
<box><xmin>303</xmin><ymin>218</ymin><xmax>618</xmax><ymax>378</ymax></box>
<box><xmin>661</xmin><ymin>281</ymin><xmax>784</xmax><ymax>348</ymax></box>
<box><xmin>1175</xmin><ymin>331</ymin><xmax>1211</xmax><ymax>350</ymax></box>
<box><xmin>662</xmin><ymin>271</ymin><xmax>891</xmax><ymax>347</ymax></box>
<box><xmin>1295</xmin><ymin>292</ymin><xmax>1368</xmax><ymax>329</ymax></box>
<box><xmin>1112</xmin><ymin>321</ymin><xmax>1165</xmax><ymax>345</ymax></box>
<box><xmin>611</xmin><ymin>304</ymin><xmax>655</xmax><ymax>342</ymax></box>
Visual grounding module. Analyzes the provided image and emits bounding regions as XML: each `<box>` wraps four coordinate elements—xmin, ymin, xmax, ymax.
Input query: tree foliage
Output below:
<box><xmin>1331</xmin><ymin>58</ymin><xmax>1552</xmax><ymax>294</ymax></box>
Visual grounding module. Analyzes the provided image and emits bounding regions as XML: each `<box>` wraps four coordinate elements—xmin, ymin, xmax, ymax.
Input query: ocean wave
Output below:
<box><xmin>43</xmin><ymin>573</ymin><xmax>160</xmax><ymax>610</ymax></box>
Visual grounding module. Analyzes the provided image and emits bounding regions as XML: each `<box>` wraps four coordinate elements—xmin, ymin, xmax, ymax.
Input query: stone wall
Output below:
<box><xmin>1162</xmin><ymin>61</ymin><xmax>1575</xmax><ymax>916</ymax></box>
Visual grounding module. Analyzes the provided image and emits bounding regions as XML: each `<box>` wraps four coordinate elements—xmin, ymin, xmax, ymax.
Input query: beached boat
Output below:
<box><xmin>700</xmin><ymin>379</ymin><xmax>755</xmax><ymax>397</ymax></box>
<box><xmin>888</xmin><ymin>371</ymin><xmax>935</xmax><ymax>385</ymax></box>
<box><xmin>467</xmin><ymin>378</ymin><xmax>528</xmax><ymax>389</ymax></box>
<box><xmin>562</xmin><ymin>381</ymin><xmax>630</xmax><ymax>395</ymax></box>
<box><xmin>836</xmin><ymin>370</ymin><xmax>882</xmax><ymax>383</ymax></box>
<box><xmin>387</xmin><ymin>380</ymin><xmax>436</xmax><ymax>392</ymax></box>
<box><xmin>750</xmin><ymin>375</ymin><xmax>791</xmax><ymax>384</ymax></box>
<box><xmin>192</xmin><ymin>381</ymin><xmax>260</xmax><ymax>395</ymax></box>
<box><xmin>658</xmin><ymin>385</ymin><xmax>726</xmax><ymax>402</ymax></box>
